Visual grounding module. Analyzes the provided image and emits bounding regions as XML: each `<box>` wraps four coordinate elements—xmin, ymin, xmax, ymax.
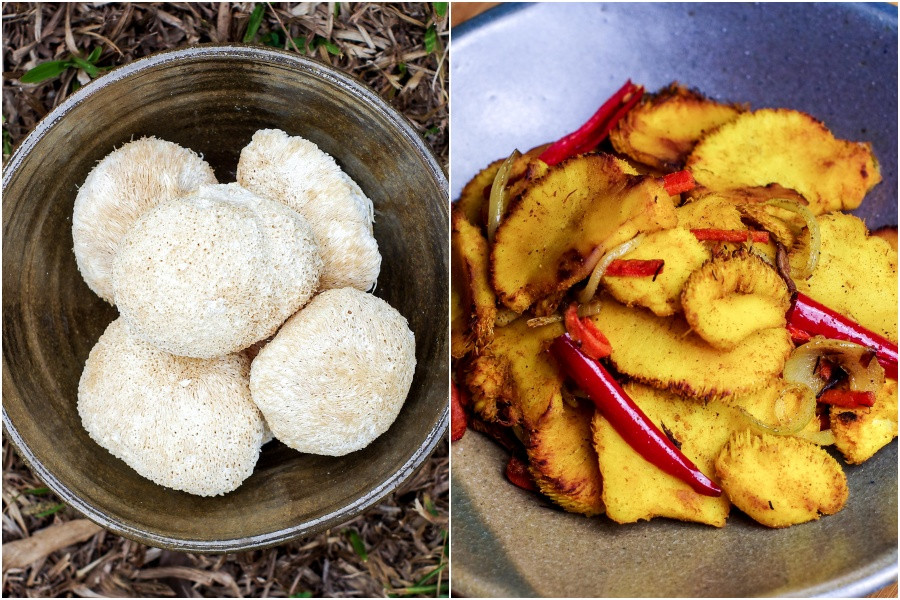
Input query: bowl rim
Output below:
<box><xmin>2</xmin><ymin>44</ymin><xmax>449</xmax><ymax>552</ymax></box>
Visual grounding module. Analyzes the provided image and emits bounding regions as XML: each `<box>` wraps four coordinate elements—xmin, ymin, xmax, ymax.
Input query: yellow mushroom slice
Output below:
<box><xmin>715</xmin><ymin>430</ymin><xmax>848</xmax><ymax>528</ymax></box>
<box><xmin>681</xmin><ymin>249</ymin><xmax>790</xmax><ymax>351</ymax></box>
<box><xmin>590</xmin><ymin>298</ymin><xmax>792</xmax><ymax>401</ymax></box>
<box><xmin>687</xmin><ymin>108</ymin><xmax>881</xmax><ymax>215</ymax></box>
<box><xmin>452</xmin><ymin>208</ymin><xmax>497</xmax><ymax>354</ymax></box>
<box><xmin>527</xmin><ymin>396</ymin><xmax>604</xmax><ymax>516</ymax></box>
<box><xmin>791</xmin><ymin>213</ymin><xmax>898</xmax><ymax>343</ymax></box>
<box><xmin>457</xmin><ymin>158</ymin><xmax>502</xmax><ymax>228</ymax></box>
<box><xmin>609</xmin><ymin>82</ymin><xmax>744</xmax><ymax>171</ymax></box>
<box><xmin>676</xmin><ymin>193</ymin><xmax>746</xmax><ymax>231</ymax></box>
<box><xmin>831</xmin><ymin>379</ymin><xmax>898</xmax><ymax>465</ymax></box>
<box><xmin>464</xmin><ymin>318</ymin><xmax>564</xmax><ymax>427</ymax></box>
<box><xmin>491</xmin><ymin>153</ymin><xmax>677</xmax><ymax>314</ymax></box>
<box><xmin>592</xmin><ymin>383</ymin><xmax>740</xmax><ymax>526</ymax></box>
<box><xmin>603</xmin><ymin>228</ymin><xmax>708</xmax><ymax>316</ymax></box>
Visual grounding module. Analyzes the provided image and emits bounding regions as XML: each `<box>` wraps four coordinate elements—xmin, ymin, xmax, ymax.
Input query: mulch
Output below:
<box><xmin>1</xmin><ymin>3</ymin><xmax>448</xmax><ymax>598</ymax></box>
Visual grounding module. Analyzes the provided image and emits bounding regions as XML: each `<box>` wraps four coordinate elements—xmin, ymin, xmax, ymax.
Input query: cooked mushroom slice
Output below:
<box><xmin>610</xmin><ymin>82</ymin><xmax>744</xmax><ymax>171</ymax></box>
<box><xmin>602</xmin><ymin>227</ymin><xmax>708</xmax><ymax>317</ymax></box>
<box><xmin>250</xmin><ymin>288</ymin><xmax>415</xmax><ymax>456</ymax></box>
<box><xmin>831</xmin><ymin>379</ymin><xmax>898</xmax><ymax>465</ymax></box>
<box><xmin>237</xmin><ymin>129</ymin><xmax>380</xmax><ymax>292</ymax></box>
<box><xmin>591</xmin><ymin>297</ymin><xmax>792</xmax><ymax>400</ymax></box>
<box><xmin>676</xmin><ymin>193</ymin><xmax>746</xmax><ymax>231</ymax></box>
<box><xmin>78</xmin><ymin>318</ymin><xmax>265</xmax><ymax>496</ymax></box>
<box><xmin>715</xmin><ymin>430</ymin><xmax>848</xmax><ymax>528</ymax></box>
<box><xmin>72</xmin><ymin>137</ymin><xmax>217</xmax><ymax>304</ymax></box>
<box><xmin>687</xmin><ymin>108</ymin><xmax>881</xmax><ymax>215</ymax></box>
<box><xmin>527</xmin><ymin>396</ymin><xmax>604</xmax><ymax>516</ymax></box>
<box><xmin>681</xmin><ymin>250</ymin><xmax>790</xmax><ymax>350</ymax></box>
<box><xmin>593</xmin><ymin>383</ymin><xmax>739</xmax><ymax>526</ymax></box>
<box><xmin>491</xmin><ymin>153</ymin><xmax>677</xmax><ymax>314</ymax></box>
<box><xmin>113</xmin><ymin>183</ymin><xmax>323</xmax><ymax>358</ymax></box>
<box><xmin>452</xmin><ymin>208</ymin><xmax>497</xmax><ymax>354</ymax></box>
<box><xmin>791</xmin><ymin>213</ymin><xmax>898</xmax><ymax>343</ymax></box>
<box><xmin>456</xmin><ymin>157</ymin><xmax>502</xmax><ymax>228</ymax></box>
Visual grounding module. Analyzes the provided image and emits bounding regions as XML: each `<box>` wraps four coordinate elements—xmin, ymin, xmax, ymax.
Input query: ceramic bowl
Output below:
<box><xmin>2</xmin><ymin>45</ymin><xmax>448</xmax><ymax>552</ymax></box>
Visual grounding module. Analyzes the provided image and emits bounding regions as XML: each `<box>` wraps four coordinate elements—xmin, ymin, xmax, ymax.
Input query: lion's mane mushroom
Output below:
<box><xmin>78</xmin><ymin>318</ymin><xmax>265</xmax><ymax>496</ymax></box>
<box><xmin>236</xmin><ymin>129</ymin><xmax>381</xmax><ymax>292</ymax></box>
<box><xmin>72</xmin><ymin>137</ymin><xmax>218</xmax><ymax>304</ymax></box>
<box><xmin>113</xmin><ymin>183</ymin><xmax>323</xmax><ymax>358</ymax></box>
<box><xmin>250</xmin><ymin>288</ymin><xmax>416</xmax><ymax>456</ymax></box>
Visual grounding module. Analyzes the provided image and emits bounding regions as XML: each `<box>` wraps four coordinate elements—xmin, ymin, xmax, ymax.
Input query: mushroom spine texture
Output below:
<box><xmin>112</xmin><ymin>183</ymin><xmax>323</xmax><ymax>359</ymax></box>
<box><xmin>236</xmin><ymin>128</ymin><xmax>381</xmax><ymax>292</ymax></box>
<box><xmin>77</xmin><ymin>318</ymin><xmax>265</xmax><ymax>497</ymax></box>
<box><xmin>250</xmin><ymin>287</ymin><xmax>416</xmax><ymax>456</ymax></box>
<box><xmin>72</xmin><ymin>136</ymin><xmax>217</xmax><ymax>304</ymax></box>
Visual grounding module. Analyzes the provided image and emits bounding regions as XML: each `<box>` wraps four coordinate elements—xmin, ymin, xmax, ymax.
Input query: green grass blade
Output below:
<box><xmin>424</xmin><ymin>25</ymin><xmax>437</xmax><ymax>54</ymax></box>
<box><xmin>86</xmin><ymin>46</ymin><xmax>102</xmax><ymax>63</ymax></box>
<box><xmin>23</xmin><ymin>487</ymin><xmax>51</xmax><ymax>495</ymax></box>
<box><xmin>69</xmin><ymin>55</ymin><xmax>99</xmax><ymax>78</ymax></box>
<box><xmin>35</xmin><ymin>503</ymin><xmax>66</xmax><ymax>518</ymax></box>
<box><xmin>243</xmin><ymin>4</ymin><xmax>266</xmax><ymax>43</ymax></box>
<box><xmin>344</xmin><ymin>528</ymin><xmax>368</xmax><ymax>561</ymax></box>
<box><xmin>433</xmin><ymin>2</ymin><xmax>448</xmax><ymax>17</ymax></box>
<box><xmin>19</xmin><ymin>60</ymin><xmax>71</xmax><ymax>84</ymax></box>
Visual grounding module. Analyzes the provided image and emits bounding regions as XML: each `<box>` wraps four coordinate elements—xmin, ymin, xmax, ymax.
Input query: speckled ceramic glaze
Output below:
<box><xmin>451</xmin><ymin>3</ymin><xmax>897</xmax><ymax>597</ymax></box>
<box><xmin>3</xmin><ymin>45</ymin><xmax>448</xmax><ymax>552</ymax></box>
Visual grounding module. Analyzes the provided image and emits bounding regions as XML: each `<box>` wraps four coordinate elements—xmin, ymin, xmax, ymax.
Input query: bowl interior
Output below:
<box><xmin>2</xmin><ymin>47</ymin><xmax>448</xmax><ymax>551</ymax></box>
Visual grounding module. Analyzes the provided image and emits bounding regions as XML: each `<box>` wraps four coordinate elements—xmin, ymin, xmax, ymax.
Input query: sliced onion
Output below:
<box><xmin>527</xmin><ymin>298</ymin><xmax>603</xmax><ymax>328</ymax></box>
<box><xmin>487</xmin><ymin>149</ymin><xmax>521</xmax><ymax>242</ymax></box>
<box><xmin>577</xmin><ymin>234</ymin><xmax>646</xmax><ymax>304</ymax></box>
<box><xmin>738</xmin><ymin>383</ymin><xmax>817</xmax><ymax>436</ymax></box>
<box><xmin>783</xmin><ymin>336</ymin><xmax>885</xmax><ymax>395</ymax></box>
<box><xmin>796</xmin><ymin>429</ymin><xmax>836</xmax><ymax>446</ymax></box>
<box><xmin>765</xmin><ymin>198</ymin><xmax>820</xmax><ymax>279</ymax></box>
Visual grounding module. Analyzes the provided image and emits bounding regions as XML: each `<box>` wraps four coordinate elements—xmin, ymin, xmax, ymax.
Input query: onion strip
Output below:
<box><xmin>737</xmin><ymin>383</ymin><xmax>817</xmax><ymax>436</ymax></box>
<box><xmin>765</xmin><ymin>198</ymin><xmax>821</xmax><ymax>279</ymax></box>
<box><xmin>795</xmin><ymin>429</ymin><xmax>836</xmax><ymax>446</ymax></box>
<box><xmin>783</xmin><ymin>336</ymin><xmax>885</xmax><ymax>395</ymax></box>
<box><xmin>527</xmin><ymin>299</ymin><xmax>603</xmax><ymax>328</ymax></box>
<box><xmin>487</xmin><ymin>149</ymin><xmax>521</xmax><ymax>242</ymax></box>
<box><xmin>577</xmin><ymin>235</ymin><xmax>645</xmax><ymax>304</ymax></box>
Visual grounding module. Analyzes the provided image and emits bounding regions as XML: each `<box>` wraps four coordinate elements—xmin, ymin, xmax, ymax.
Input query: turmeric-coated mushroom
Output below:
<box><xmin>72</xmin><ymin>137</ymin><xmax>217</xmax><ymax>303</ymax></box>
<box><xmin>113</xmin><ymin>183</ymin><xmax>323</xmax><ymax>358</ymax></box>
<box><xmin>78</xmin><ymin>318</ymin><xmax>266</xmax><ymax>496</ymax></box>
<box><xmin>236</xmin><ymin>129</ymin><xmax>381</xmax><ymax>291</ymax></box>
<box><xmin>250</xmin><ymin>288</ymin><xmax>416</xmax><ymax>456</ymax></box>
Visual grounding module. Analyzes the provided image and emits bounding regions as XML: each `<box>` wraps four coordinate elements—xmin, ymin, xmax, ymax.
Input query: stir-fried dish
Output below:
<box><xmin>451</xmin><ymin>81</ymin><xmax>898</xmax><ymax>528</ymax></box>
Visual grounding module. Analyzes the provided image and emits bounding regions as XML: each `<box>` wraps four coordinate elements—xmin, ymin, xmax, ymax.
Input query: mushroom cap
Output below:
<box><xmin>236</xmin><ymin>129</ymin><xmax>381</xmax><ymax>291</ymax></box>
<box><xmin>77</xmin><ymin>318</ymin><xmax>265</xmax><ymax>496</ymax></box>
<box><xmin>72</xmin><ymin>137</ymin><xmax>217</xmax><ymax>303</ymax></box>
<box><xmin>250</xmin><ymin>288</ymin><xmax>416</xmax><ymax>456</ymax></box>
<box><xmin>113</xmin><ymin>183</ymin><xmax>323</xmax><ymax>358</ymax></box>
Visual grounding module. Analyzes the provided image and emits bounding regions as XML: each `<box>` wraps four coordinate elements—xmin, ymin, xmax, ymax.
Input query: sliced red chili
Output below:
<box><xmin>451</xmin><ymin>381</ymin><xmax>468</xmax><ymax>442</ymax></box>
<box><xmin>606</xmin><ymin>259</ymin><xmax>665</xmax><ymax>277</ymax></box>
<box><xmin>786</xmin><ymin>322</ymin><xmax>813</xmax><ymax>344</ymax></box>
<box><xmin>506</xmin><ymin>455</ymin><xmax>538</xmax><ymax>491</ymax></box>
<box><xmin>818</xmin><ymin>389</ymin><xmax>876</xmax><ymax>408</ymax></box>
<box><xmin>538</xmin><ymin>80</ymin><xmax>644</xmax><ymax>166</ymax></box>
<box><xmin>564</xmin><ymin>304</ymin><xmax>612</xmax><ymax>360</ymax></box>
<box><xmin>550</xmin><ymin>334</ymin><xmax>722</xmax><ymax>497</ymax></box>
<box><xmin>788</xmin><ymin>292</ymin><xmax>898</xmax><ymax>380</ymax></box>
<box><xmin>661</xmin><ymin>170</ymin><xmax>696</xmax><ymax>195</ymax></box>
<box><xmin>690</xmin><ymin>228</ymin><xmax>770</xmax><ymax>244</ymax></box>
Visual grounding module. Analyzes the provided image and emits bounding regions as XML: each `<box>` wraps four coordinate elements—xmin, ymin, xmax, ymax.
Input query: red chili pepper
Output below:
<box><xmin>787</xmin><ymin>292</ymin><xmax>898</xmax><ymax>380</ymax></box>
<box><xmin>564</xmin><ymin>304</ymin><xmax>612</xmax><ymax>360</ymax></box>
<box><xmin>786</xmin><ymin>323</ymin><xmax>813</xmax><ymax>344</ymax></box>
<box><xmin>818</xmin><ymin>389</ymin><xmax>876</xmax><ymax>408</ymax></box>
<box><xmin>606</xmin><ymin>259</ymin><xmax>665</xmax><ymax>277</ymax></box>
<box><xmin>538</xmin><ymin>80</ymin><xmax>644</xmax><ymax>166</ymax></box>
<box><xmin>690</xmin><ymin>228</ymin><xmax>770</xmax><ymax>244</ymax></box>
<box><xmin>506</xmin><ymin>455</ymin><xmax>538</xmax><ymax>491</ymax></box>
<box><xmin>549</xmin><ymin>334</ymin><xmax>722</xmax><ymax>497</ymax></box>
<box><xmin>814</xmin><ymin>358</ymin><xmax>834</xmax><ymax>382</ymax></box>
<box><xmin>661</xmin><ymin>170</ymin><xmax>696</xmax><ymax>195</ymax></box>
<box><xmin>451</xmin><ymin>381</ymin><xmax>468</xmax><ymax>442</ymax></box>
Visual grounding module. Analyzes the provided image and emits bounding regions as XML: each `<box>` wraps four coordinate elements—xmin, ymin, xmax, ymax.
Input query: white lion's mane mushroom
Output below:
<box><xmin>236</xmin><ymin>128</ymin><xmax>382</xmax><ymax>292</ymax></box>
<box><xmin>72</xmin><ymin>137</ymin><xmax>217</xmax><ymax>304</ymax></box>
<box><xmin>78</xmin><ymin>318</ymin><xmax>265</xmax><ymax>496</ymax></box>
<box><xmin>250</xmin><ymin>288</ymin><xmax>416</xmax><ymax>456</ymax></box>
<box><xmin>112</xmin><ymin>183</ymin><xmax>323</xmax><ymax>358</ymax></box>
